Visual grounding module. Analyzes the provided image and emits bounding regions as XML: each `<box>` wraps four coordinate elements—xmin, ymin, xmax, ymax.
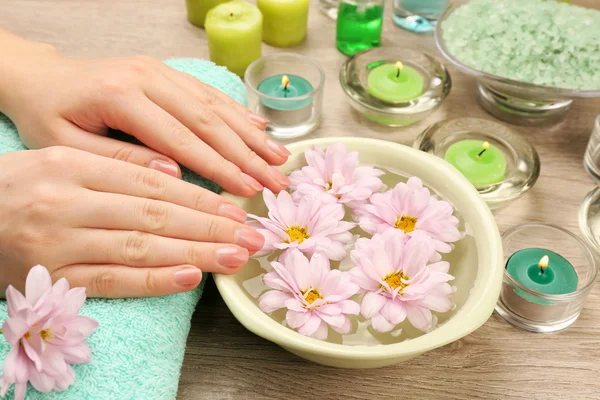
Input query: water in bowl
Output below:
<box><xmin>242</xmin><ymin>167</ymin><xmax>477</xmax><ymax>346</ymax></box>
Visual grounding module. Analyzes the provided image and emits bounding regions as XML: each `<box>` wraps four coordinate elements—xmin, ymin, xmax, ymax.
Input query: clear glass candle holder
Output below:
<box><xmin>584</xmin><ymin>115</ymin><xmax>600</xmax><ymax>183</ymax></box>
<box><xmin>339</xmin><ymin>47</ymin><xmax>451</xmax><ymax>127</ymax></box>
<box><xmin>578</xmin><ymin>187</ymin><xmax>600</xmax><ymax>257</ymax></box>
<box><xmin>413</xmin><ymin>118</ymin><xmax>540</xmax><ymax>210</ymax></box>
<box><xmin>244</xmin><ymin>53</ymin><xmax>325</xmax><ymax>139</ymax></box>
<box><xmin>319</xmin><ymin>0</ymin><xmax>339</xmax><ymax>19</ymax></box>
<box><xmin>392</xmin><ymin>0</ymin><xmax>450</xmax><ymax>33</ymax></box>
<box><xmin>495</xmin><ymin>224</ymin><xmax>598</xmax><ymax>333</ymax></box>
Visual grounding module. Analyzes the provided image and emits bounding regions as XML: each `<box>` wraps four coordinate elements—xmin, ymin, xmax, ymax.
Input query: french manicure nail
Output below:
<box><xmin>248</xmin><ymin>113</ymin><xmax>269</xmax><ymax>125</ymax></box>
<box><xmin>241</xmin><ymin>172</ymin><xmax>263</xmax><ymax>192</ymax></box>
<box><xmin>148</xmin><ymin>159</ymin><xmax>180</xmax><ymax>178</ymax></box>
<box><xmin>235</xmin><ymin>228</ymin><xmax>265</xmax><ymax>250</ymax></box>
<box><xmin>218</xmin><ymin>203</ymin><xmax>247</xmax><ymax>223</ymax></box>
<box><xmin>174</xmin><ymin>268</ymin><xmax>202</xmax><ymax>286</ymax></box>
<box><xmin>267</xmin><ymin>139</ymin><xmax>291</xmax><ymax>157</ymax></box>
<box><xmin>216</xmin><ymin>247</ymin><xmax>249</xmax><ymax>268</ymax></box>
<box><xmin>269</xmin><ymin>166</ymin><xmax>290</xmax><ymax>186</ymax></box>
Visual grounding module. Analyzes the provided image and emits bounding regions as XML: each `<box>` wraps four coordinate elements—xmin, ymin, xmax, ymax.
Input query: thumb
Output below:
<box><xmin>57</xmin><ymin>122</ymin><xmax>181</xmax><ymax>178</ymax></box>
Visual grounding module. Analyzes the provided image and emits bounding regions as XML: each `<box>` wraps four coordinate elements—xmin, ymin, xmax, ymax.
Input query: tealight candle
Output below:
<box><xmin>257</xmin><ymin>74</ymin><xmax>314</xmax><ymax>110</ymax></box>
<box><xmin>444</xmin><ymin>140</ymin><xmax>507</xmax><ymax>186</ymax></box>
<box><xmin>205</xmin><ymin>1</ymin><xmax>263</xmax><ymax>77</ymax></box>
<box><xmin>257</xmin><ymin>0</ymin><xmax>310</xmax><ymax>47</ymax></box>
<box><xmin>506</xmin><ymin>249</ymin><xmax>579</xmax><ymax>305</ymax></box>
<box><xmin>367</xmin><ymin>61</ymin><xmax>424</xmax><ymax>103</ymax></box>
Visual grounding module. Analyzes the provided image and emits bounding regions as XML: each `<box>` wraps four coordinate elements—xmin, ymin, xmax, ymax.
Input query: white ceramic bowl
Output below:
<box><xmin>215</xmin><ymin>137</ymin><xmax>503</xmax><ymax>368</ymax></box>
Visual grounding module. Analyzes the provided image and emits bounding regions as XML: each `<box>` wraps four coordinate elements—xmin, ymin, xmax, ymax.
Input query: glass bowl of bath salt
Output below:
<box><xmin>435</xmin><ymin>0</ymin><xmax>600</xmax><ymax>126</ymax></box>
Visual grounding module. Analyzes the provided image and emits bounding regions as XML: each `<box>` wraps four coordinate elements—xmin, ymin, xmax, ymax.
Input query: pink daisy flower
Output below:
<box><xmin>0</xmin><ymin>266</ymin><xmax>98</xmax><ymax>399</ymax></box>
<box><xmin>288</xmin><ymin>143</ymin><xmax>384</xmax><ymax>209</ymax></box>
<box><xmin>349</xmin><ymin>229</ymin><xmax>455</xmax><ymax>333</ymax></box>
<box><xmin>355</xmin><ymin>177</ymin><xmax>461</xmax><ymax>256</ymax></box>
<box><xmin>259</xmin><ymin>250</ymin><xmax>360</xmax><ymax>340</ymax></box>
<box><xmin>248</xmin><ymin>189</ymin><xmax>355</xmax><ymax>261</ymax></box>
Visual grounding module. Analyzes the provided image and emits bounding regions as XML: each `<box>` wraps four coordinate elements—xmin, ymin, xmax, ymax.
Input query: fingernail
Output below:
<box><xmin>216</xmin><ymin>247</ymin><xmax>249</xmax><ymax>268</ymax></box>
<box><xmin>269</xmin><ymin>167</ymin><xmax>290</xmax><ymax>186</ymax></box>
<box><xmin>218</xmin><ymin>203</ymin><xmax>247</xmax><ymax>223</ymax></box>
<box><xmin>235</xmin><ymin>228</ymin><xmax>265</xmax><ymax>250</ymax></box>
<box><xmin>267</xmin><ymin>139</ymin><xmax>291</xmax><ymax>157</ymax></box>
<box><xmin>248</xmin><ymin>113</ymin><xmax>269</xmax><ymax>126</ymax></box>
<box><xmin>174</xmin><ymin>268</ymin><xmax>202</xmax><ymax>286</ymax></box>
<box><xmin>241</xmin><ymin>172</ymin><xmax>263</xmax><ymax>192</ymax></box>
<box><xmin>148</xmin><ymin>159</ymin><xmax>180</xmax><ymax>178</ymax></box>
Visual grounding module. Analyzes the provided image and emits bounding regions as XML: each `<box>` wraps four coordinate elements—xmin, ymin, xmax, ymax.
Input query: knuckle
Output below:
<box><xmin>203</xmin><ymin>93</ymin><xmax>220</xmax><ymax>106</ymax></box>
<box><xmin>204</xmin><ymin>156</ymin><xmax>232</xmax><ymax>181</ymax></box>
<box><xmin>135</xmin><ymin>169</ymin><xmax>167</xmax><ymax>199</ymax></box>
<box><xmin>41</xmin><ymin>146</ymin><xmax>74</xmax><ymax>167</ymax></box>
<box><xmin>141</xmin><ymin>200</ymin><xmax>170</xmax><ymax>231</ymax></box>
<box><xmin>113</xmin><ymin>146</ymin><xmax>135</xmax><ymax>163</ymax></box>
<box><xmin>123</xmin><ymin>58</ymin><xmax>151</xmax><ymax>75</ymax></box>
<box><xmin>170</xmin><ymin>125</ymin><xmax>194</xmax><ymax>148</ymax></box>
<box><xmin>197</xmin><ymin>107</ymin><xmax>216</xmax><ymax>125</ymax></box>
<box><xmin>187</xmin><ymin>244</ymin><xmax>207</xmax><ymax>267</ymax></box>
<box><xmin>204</xmin><ymin>218</ymin><xmax>223</xmax><ymax>241</ymax></box>
<box><xmin>144</xmin><ymin>270</ymin><xmax>159</xmax><ymax>295</ymax></box>
<box><xmin>91</xmin><ymin>270</ymin><xmax>118</xmax><ymax>297</ymax></box>
<box><xmin>123</xmin><ymin>231</ymin><xmax>151</xmax><ymax>263</ymax></box>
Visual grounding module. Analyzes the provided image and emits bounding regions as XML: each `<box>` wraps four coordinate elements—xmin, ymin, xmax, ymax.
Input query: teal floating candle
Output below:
<box><xmin>367</xmin><ymin>61</ymin><xmax>424</xmax><ymax>103</ymax></box>
<box><xmin>257</xmin><ymin>74</ymin><xmax>313</xmax><ymax>111</ymax></box>
<box><xmin>506</xmin><ymin>248</ymin><xmax>579</xmax><ymax>305</ymax></box>
<box><xmin>444</xmin><ymin>140</ymin><xmax>507</xmax><ymax>187</ymax></box>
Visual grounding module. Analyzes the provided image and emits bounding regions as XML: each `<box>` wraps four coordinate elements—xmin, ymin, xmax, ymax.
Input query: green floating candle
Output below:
<box><xmin>367</xmin><ymin>61</ymin><xmax>424</xmax><ymax>103</ymax></box>
<box><xmin>444</xmin><ymin>140</ymin><xmax>507</xmax><ymax>187</ymax></box>
<box><xmin>506</xmin><ymin>248</ymin><xmax>579</xmax><ymax>305</ymax></box>
<box><xmin>257</xmin><ymin>74</ymin><xmax>313</xmax><ymax>111</ymax></box>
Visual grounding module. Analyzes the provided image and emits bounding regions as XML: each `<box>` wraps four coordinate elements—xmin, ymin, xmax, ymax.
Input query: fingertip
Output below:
<box><xmin>148</xmin><ymin>159</ymin><xmax>182</xmax><ymax>179</ymax></box>
<box><xmin>174</xmin><ymin>266</ymin><xmax>203</xmax><ymax>287</ymax></box>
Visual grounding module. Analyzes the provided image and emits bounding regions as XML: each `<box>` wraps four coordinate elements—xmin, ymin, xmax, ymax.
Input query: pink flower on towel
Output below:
<box><xmin>259</xmin><ymin>250</ymin><xmax>360</xmax><ymax>340</ymax></box>
<box><xmin>349</xmin><ymin>230</ymin><xmax>455</xmax><ymax>333</ymax></box>
<box><xmin>288</xmin><ymin>143</ymin><xmax>384</xmax><ymax>209</ymax></box>
<box><xmin>248</xmin><ymin>189</ymin><xmax>355</xmax><ymax>261</ymax></box>
<box><xmin>355</xmin><ymin>177</ymin><xmax>461</xmax><ymax>257</ymax></box>
<box><xmin>0</xmin><ymin>265</ymin><xmax>98</xmax><ymax>400</ymax></box>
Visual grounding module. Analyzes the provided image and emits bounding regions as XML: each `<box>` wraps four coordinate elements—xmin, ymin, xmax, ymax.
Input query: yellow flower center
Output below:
<box><xmin>302</xmin><ymin>289</ymin><xmax>323</xmax><ymax>304</ymax></box>
<box><xmin>285</xmin><ymin>226</ymin><xmax>309</xmax><ymax>244</ymax></box>
<box><xmin>395</xmin><ymin>215</ymin><xmax>417</xmax><ymax>233</ymax></box>
<box><xmin>325</xmin><ymin>181</ymin><xmax>332</xmax><ymax>190</ymax></box>
<box><xmin>383</xmin><ymin>272</ymin><xmax>411</xmax><ymax>292</ymax></box>
<box><xmin>40</xmin><ymin>329</ymin><xmax>53</xmax><ymax>341</ymax></box>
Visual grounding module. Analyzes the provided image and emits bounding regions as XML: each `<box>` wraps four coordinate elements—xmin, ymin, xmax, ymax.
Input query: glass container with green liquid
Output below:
<box><xmin>336</xmin><ymin>0</ymin><xmax>384</xmax><ymax>57</ymax></box>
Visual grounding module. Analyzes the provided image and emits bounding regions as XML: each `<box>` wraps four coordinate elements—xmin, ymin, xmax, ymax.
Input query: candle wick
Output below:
<box><xmin>476</xmin><ymin>141</ymin><xmax>490</xmax><ymax>158</ymax></box>
<box><xmin>230</xmin><ymin>12</ymin><xmax>233</xmax><ymax>17</ymax></box>
<box><xmin>396</xmin><ymin>69</ymin><xmax>400</xmax><ymax>78</ymax></box>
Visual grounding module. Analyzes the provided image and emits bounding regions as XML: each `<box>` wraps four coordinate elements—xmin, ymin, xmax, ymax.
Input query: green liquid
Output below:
<box><xmin>336</xmin><ymin>2</ymin><xmax>384</xmax><ymax>57</ymax></box>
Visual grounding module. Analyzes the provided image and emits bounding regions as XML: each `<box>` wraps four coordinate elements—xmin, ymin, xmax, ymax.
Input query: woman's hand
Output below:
<box><xmin>0</xmin><ymin>29</ymin><xmax>290</xmax><ymax>197</ymax></box>
<box><xmin>0</xmin><ymin>147</ymin><xmax>265</xmax><ymax>298</ymax></box>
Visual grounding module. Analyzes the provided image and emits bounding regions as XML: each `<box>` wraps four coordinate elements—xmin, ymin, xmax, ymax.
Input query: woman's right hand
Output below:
<box><xmin>0</xmin><ymin>146</ymin><xmax>264</xmax><ymax>298</ymax></box>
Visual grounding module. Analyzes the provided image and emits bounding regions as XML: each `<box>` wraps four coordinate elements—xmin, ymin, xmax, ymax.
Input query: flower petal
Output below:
<box><xmin>297</xmin><ymin>313</ymin><xmax>322</xmax><ymax>336</ymax></box>
<box><xmin>2</xmin><ymin>308</ymin><xmax>38</xmax><ymax>346</ymax></box>
<box><xmin>337</xmin><ymin>300</ymin><xmax>360</xmax><ymax>315</ymax></box>
<box><xmin>6</xmin><ymin>286</ymin><xmax>29</xmax><ymax>319</ymax></box>
<box><xmin>371</xmin><ymin>313</ymin><xmax>396</xmax><ymax>332</ymax></box>
<box><xmin>61</xmin><ymin>343</ymin><xmax>92</xmax><ymax>364</ymax></box>
<box><xmin>331</xmin><ymin>316</ymin><xmax>353</xmax><ymax>335</ymax></box>
<box><xmin>286</xmin><ymin>310</ymin><xmax>311</xmax><ymax>329</ymax></box>
<box><xmin>360</xmin><ymin>292</ymin><xmax>387</xmax><ymax>319</ymax></box>
<box><xmin>311</xmin><ymin>320</ymin><xmax>329</xmax><ymax>340</ymax></box>
<box><xmin>406</xmin><ymin>305</ymin><xmax>433</xmax><ymax>332</ymax></box>
<box><xmin>380</xmin><ymin>301</ymin><xmax>408</xmax><ymax>325</ymax></box>
<box><xmin>258</xmin><ymin>290</ymin><xmax>293</xmax><ymax>313</ymax></box>
<box><xmin>25</xmin><ymin>265</ymin><xmax>52</xmax><ymax>306</ymax></box>
<box><xmin>28</xmin><ymin>367</ymin><xmax>54</xmax><ymax>393</ymax></box>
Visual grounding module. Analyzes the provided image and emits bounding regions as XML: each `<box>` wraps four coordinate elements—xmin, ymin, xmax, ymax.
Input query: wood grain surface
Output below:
<box><xmin>3</xmin><ymin>0</ymin><xmax>600</xmax><ymax>399</ymax></box>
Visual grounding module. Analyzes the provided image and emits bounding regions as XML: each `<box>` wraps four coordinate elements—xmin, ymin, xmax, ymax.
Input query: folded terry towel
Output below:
<box><xmin>0</xmin><ymin>59</ymin><xmax>248</xmax><ymax>399</ymax></box>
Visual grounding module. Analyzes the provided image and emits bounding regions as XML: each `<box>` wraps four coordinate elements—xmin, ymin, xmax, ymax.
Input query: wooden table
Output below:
<box><xmin>4</xmin><ymin>0</ymin><xmax>600</xmax><ymax>398</ymax></box>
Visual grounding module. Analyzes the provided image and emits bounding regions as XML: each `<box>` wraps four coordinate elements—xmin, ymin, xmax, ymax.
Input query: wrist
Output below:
<box><xmin>0</xmin><ymin>30</ymin><xmax>62</xmax><ymax>119</ymax></box>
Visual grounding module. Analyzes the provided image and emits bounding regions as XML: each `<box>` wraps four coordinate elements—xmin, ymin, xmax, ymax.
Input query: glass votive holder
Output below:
<box><xmin>584</xmin><ymin>115</ymin><xmax>600</xmax><ymax>183</ymax></box>
<box><xmin>339</xmin><ymin>47</ymin><xmax>450</xmax><ymax>127</ymax></box>
<box><xmin>413</xmin><ymin>118</ymin><xmax>539</xmax><ymax>210</ymax></box>
<box><xmin>244</xmin><ymin>53</ymin><xmax>325</xmax><ymax>139</ymax></box>
<box><xmin>319</xmin><ymin>0</ymin><xmax>339</xmax><ymax>19</ymax></box>
<box><xmin>495</xmin><ymin>224</ymin><xmax>598</xmax><ymax>333</ymax></box>
<box><xmin>578</xmin><ymin>187</ymin><xmax>600</xmax><ymax>257</ymax></box>
<box><xmin>392</xmin><ymin>0</ymin><xmax>450</xmax><ymax>33</ymax></box>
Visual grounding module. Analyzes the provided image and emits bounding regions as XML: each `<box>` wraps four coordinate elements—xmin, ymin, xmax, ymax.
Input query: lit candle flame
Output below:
<box><xmin>539</xmin><ymin>255</ymin><xmax>549</xmax><ymax>272</ymax></box>
<box><xmin>476</xmin><ymin>141</ymin><xmax>490</xmax><ymax>158</ymax></box>
<box><xmin>282</xmin><ymin>75</ymin><xmax>290</xmax><ymax>91</ymax></box>
<box><xmin>395</xmin><ymin>61</ymin><xmax>404</xmax><ymax>78</ymax></box>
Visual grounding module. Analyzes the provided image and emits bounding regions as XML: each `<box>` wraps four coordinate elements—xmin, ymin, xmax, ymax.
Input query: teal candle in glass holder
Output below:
<box><xmin>336</xmin><ymin>0</ymin><xmax>384</xmax><ymax>57</ymax></box>
<box><xmin>257</xmin><ymin>74</ymin><xmax>313</xmax><ymax>110</ymax></box>
<box><xmin>506</xmin><ymin>248</ymin><xmax>579</xmax><ymax>305</ymax></box>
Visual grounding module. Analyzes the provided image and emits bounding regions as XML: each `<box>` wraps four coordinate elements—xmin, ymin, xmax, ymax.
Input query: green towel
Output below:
<box><xmin>0</xmin><ymin>58</ymin><xmax>248</xmax><ymax>399</ymax></box>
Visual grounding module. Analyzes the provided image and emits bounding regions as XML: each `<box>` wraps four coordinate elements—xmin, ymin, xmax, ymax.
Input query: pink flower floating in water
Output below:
<box><xmin>288</xmin><ymin>143</ymin><xmax>384</xmax><ymax>209</ymax></box>
<box><xmin>248</xmin><ymin>189</ymin><xmax>355</xmax><ymax>261</ymax></box>
<box><xmin>259</xmin><ymin>250</ymin><xmax>360</xmax><ymax>340</ymax></box>
<box><xmin>350</xmin><ymin>229</ymin><xmax>455</xmax><ymax>333</ymax></box>
<box><xmin>355</xmin><ymin>177</ymin><xmax>461</xmax><ymax>257</ymax></box>
<box><xmin>0</xmin><ymin>265</ymin><xmax>98</xmax><ymax>400</ymax></box>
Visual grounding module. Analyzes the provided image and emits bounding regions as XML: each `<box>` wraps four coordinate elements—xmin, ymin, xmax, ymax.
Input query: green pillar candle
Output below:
<box><xmin>257</xmin><ymin>74</ymin><xmax>313</xmax><ymax>110</ymax></box>
<box><xmin>257</xmin><ymin>0</ymin><xmax>310</xmax><ymax>48</ymax></box>
<box><xmin>367</xmin><ymin>62</ymin><xmax>424</xmax><ymax>103</ymax></box>
<box><xmin>506</xmin><ymin>248</ymin><xmax>579</xmax><ymax>305</ymax></box>
<box><xmin>444</xmin><ymin>140</ymin><xmax>507</xmax><ymax>187</ymax></box>
<box><xmin>185</xmin><ymin>0</ymin><xmax>231</xmax><ymax>28</ymax></box>
<box><xmin>205</xmin><ymin>1</ymin><xmax>262</xmax><ymax>77</ymax></box>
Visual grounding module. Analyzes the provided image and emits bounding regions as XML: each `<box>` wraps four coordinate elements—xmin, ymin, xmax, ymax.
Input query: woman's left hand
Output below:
<box><xmin>0</xmin><ymin>30</ymin><xmax>290</xmax><ymax>197</ymax></box>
